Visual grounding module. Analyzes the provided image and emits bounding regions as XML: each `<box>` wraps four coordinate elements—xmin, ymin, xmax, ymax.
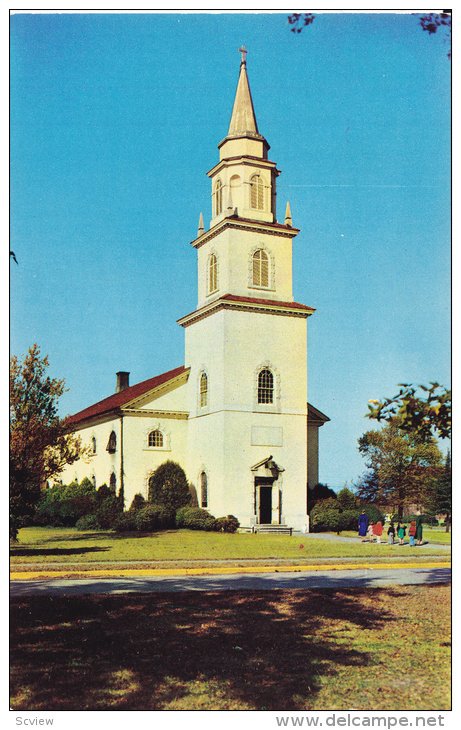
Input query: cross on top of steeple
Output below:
<box><xmin>239</xmin><ymin>45</ymin><xmax>247</xmax><ymax>64</ymax></box>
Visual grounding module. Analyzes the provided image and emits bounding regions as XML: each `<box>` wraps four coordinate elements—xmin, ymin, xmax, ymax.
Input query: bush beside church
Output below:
<box><xmin>34</xmin><ymin>462</ymin><xmax>239</xmax><ymax>534</ymax></box>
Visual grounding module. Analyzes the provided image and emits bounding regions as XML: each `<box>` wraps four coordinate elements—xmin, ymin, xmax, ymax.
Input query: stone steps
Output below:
<box><xmin>253</xmin><ymin>524</ymin><xmax>293</xmax><ymax>536</ymax></box>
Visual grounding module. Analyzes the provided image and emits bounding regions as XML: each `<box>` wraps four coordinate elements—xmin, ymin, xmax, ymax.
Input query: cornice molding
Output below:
<box><xmin>177</xmin><ymin>295</ymin><xmax>314</xmax><ymax>328</ymax></box>
<box><xmin>191</xmin><ymin>216</ymin><xmax>299</xmax><ymax>249</ymax></box>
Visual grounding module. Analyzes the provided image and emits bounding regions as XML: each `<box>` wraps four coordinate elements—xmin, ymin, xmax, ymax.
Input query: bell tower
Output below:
<box><xmin>179</xmin><ymin>50</ymin><xmax>314</xmax><ymax>531</ymax></box>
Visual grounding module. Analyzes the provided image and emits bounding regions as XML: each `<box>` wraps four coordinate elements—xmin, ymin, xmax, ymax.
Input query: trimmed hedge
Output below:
<box><xmin>148</xmin><ymin>461</ymin><xmax>191</xmax><ymax>511</ymax></box>
<box><xmin>114</xmin><ymin>512</ymin><xmax>138</xmax><ymax>532</ymax></box>
<box><xmin>134</xmin><ymin>504</ymin><xmax>175</xmax><ymax>532</ymax></box>
<box><xmin>214</xmin><ymin>515</ymin><xmax>240</xmax><ymax>533</ymax></box>
<box><xmin>75</xmin><ymin>514</ymin><xmax>101</xmax><ymax>531</ymax></box>
<box><xmin>175</xmin><ymin>506</ymin><xmax>216</xmax><ymax>531</ymax></box>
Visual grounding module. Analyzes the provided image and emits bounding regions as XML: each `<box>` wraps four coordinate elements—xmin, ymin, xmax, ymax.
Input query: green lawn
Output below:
<box><xmin>335</xmin><ymin>528</ymin><xmax>451</xmax><ymax>545</ymax></box>
<box><xmin>11</xmin><ymin>526</ymin><xmax>450</xmax><ymax>566</ymax></box>
<box><xmin>10</xmin><ymin>584</ymin><xmax>451</xmax><ymax>710</ymax></box>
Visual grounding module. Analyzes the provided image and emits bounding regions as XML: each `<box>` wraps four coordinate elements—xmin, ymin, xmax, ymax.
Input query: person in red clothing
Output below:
<box><xmin>373</xmin><ymin>520</ymin><xmax>384</xmax><ymax>544</ymax></box>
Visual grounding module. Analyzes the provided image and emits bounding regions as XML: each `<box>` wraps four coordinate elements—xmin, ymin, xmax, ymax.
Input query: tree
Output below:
<box><xmin>357</xmin><ymin>422</ymin><xmax>443</xmax><ymax>519</ymax></box>
<box><xmin>419</xmin><ymin>12</ymin><xmax>451</xmax><ymax>58</ymax></box>
<box><xmin>336</xmin><ymin>486</ymin><xmax>357</xmax><ymax>511</ymax></box>
<box><xmin>288</xmin><ymin>11</ymin><xmax>451</xmax><ymax>58</ymax></box>
<box><xmin>10</xmin><ymin>344</ymin><xmax>85</xmax><ymax>539</ymax></box>
<box><xmin>366</xmin><ymin>383</ymin><xmax>451</xmax><ymax>442</ymax></box>
<box><xmin>148</xmin><ymin>461</ymin><xmax>192</xmax><ymax>512</ymax></box>
<box><xmin>307</xmin><ymin>482</ymin><xmax>337</xmax><ymax>513</ymax></box>
<box><xmin>288</xmin><ymin>13</ymin><xmax>315</xmax><ymax>34</ymax></box>
<box><xmin>427</xmin><ymin>450</ymin><xmax>451</xmax><ymax>532</ymax></box>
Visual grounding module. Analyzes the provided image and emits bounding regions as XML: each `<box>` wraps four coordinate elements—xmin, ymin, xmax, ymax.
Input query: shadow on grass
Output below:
<box><xmin>11</xmin><ymin>575</ymin><xmax>401</xmax><ymax>711</ymax></box>
<box><xmin>10</xmin><ymin>546</ymin><xmax>110</xmax><ymax>557</ymax></box>
<box><xmin>26</xmin><ymin>530</ymin><xmax>179</xmax><ymax>544</ymax></box>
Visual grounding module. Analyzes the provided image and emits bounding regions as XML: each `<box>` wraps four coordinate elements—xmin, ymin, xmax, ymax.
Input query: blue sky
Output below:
<box><xmin>10</xmin><ymin>11</ymin><xmax>451</xmax><ymax>487</ymax></box>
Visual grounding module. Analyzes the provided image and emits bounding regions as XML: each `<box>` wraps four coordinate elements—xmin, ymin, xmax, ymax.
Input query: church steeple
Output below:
<box><xmin>218</xmin><ymin>48</ymin><xmax>270</xmax><ymax>162</ymax></box>
<box><xmin>227</xmin><ymin>46</ymin><xmax>260</xmax><ymax>138</ymax></box>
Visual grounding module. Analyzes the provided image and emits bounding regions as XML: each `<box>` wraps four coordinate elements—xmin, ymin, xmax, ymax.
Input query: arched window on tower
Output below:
<box><xmin>200</xmin><ymin>471</ymin><xmax>208</xmax><ymax>508</ymax></box>
<box><xmin>200</xmin><ymin>372</ymin><xmax>208</xmax><ymax>408</ymax></box>
<box><xmin>258</xmin><ymin>368</ymin><xmax>274</xmax><ymax>404</ymax></box>
<box><xmin>252</xmin><ymin>249</ymin><xmax>269</xmax><ymax>288</ymax></box>
<box><xmin>148</xmin><ymin>429</ymin><xmax>163</xmax><ymax>448</ymax></box>
<box><xmin>215</xmin><ymin>179</ymin><xmax>223</xmax><ymax>216</ymax></box>
<box><xmin>91</xmin><ymin>436</ymin><xmax>97</xmax><ymax>454</ymax></box>
<box><xmin>250</xmin><ymin>174</ymin><xmax>264</xmax><ymax>210</ymax></box>
<box><xmin>208</xmin><ymin>254</ymin><xmax>218</xmax><ymax>294</ymax></box>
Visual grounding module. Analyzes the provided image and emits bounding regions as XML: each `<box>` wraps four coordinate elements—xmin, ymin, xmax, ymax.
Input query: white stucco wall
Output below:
<box><xmin>197</xmin><ymin>228</ymin><xmax>294</xmax><ymax>308</ymax></box>
<box><xmin>184</xmin><ymin>308</ymin><xmax>308</xmax><ymax>530</ymax></box>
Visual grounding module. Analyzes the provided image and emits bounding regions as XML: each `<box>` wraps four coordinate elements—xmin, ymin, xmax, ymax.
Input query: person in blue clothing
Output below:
<box><xmin>358</xmin><ymin>511</ymin><xmax>369</xmax><ymax>538</ymax></box>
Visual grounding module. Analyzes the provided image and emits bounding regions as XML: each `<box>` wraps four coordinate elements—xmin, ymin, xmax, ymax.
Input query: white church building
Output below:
<box><xmin>60</xmin><ymin>50</ymin><xmax>329</xmax><ymax>531</ymax></box>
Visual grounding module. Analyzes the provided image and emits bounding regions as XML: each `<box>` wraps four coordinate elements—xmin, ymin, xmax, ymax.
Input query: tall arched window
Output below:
<box><xmin>200</xmin><ymin>372</ymin><xmax>208</xmax><ymax>408</ymax></box>
<box><xmin>215</xmin><ymin>179</ymin><xmax>223</xmax><ymax>216</ymax></box>
<box><xmin>258</xmin><ymin>368</ymin><xmax>274</xmax><ymax>404</ymax></box>
<box><xmin>208</xmin><ymin>254</ymin><xmax>218</xmax><ymax>294</ymax></box>
<box><xmin>148</xmin><ymin>429</ymin><xmax>163</xmax><ymax>447</ymax></box>
<box><xmin>107</xmin><ymin>431</ymin><xmax>117</xmax><ymax>453</ymax></box>
<box><xmin>252</xmin><ymin>249</ymin><xmax>269</xmax><ymax>288</ymax></box>
<box><xmin>250</xmin><ymin>174</ymin><xmax>264</xmax><ymax>210</ymax></box>
<box><xmin>91</xmin><ymin>436</ymin><xmax>97</xmax><ymax>454</ymax></box>
<box><xmin>200</xmin><ymin>472</ymin><xmax>208</xmax><ymax>508</ymax></box>
<box><xmin>109</xmin><ymin>472</ymin><xmax>117</xmax><ymax>491</ymax></box>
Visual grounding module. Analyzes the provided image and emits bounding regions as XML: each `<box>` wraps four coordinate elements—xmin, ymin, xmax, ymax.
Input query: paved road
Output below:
<box><xmin>10</xmin><ymin>565</ymin><xmax>451</xmax><ymax>597</ymax></box>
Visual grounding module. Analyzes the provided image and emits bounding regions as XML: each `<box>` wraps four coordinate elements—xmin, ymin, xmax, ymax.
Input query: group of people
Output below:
<box><xmin>358</xmin><ymin>512</ymin><xmax>424</xmax><ymax>546</ymax></box>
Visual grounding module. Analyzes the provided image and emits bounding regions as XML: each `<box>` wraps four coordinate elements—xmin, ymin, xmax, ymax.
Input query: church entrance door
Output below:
<box><xmin>256</xmin><ymin>477</ymin><xmax>273</xmax><ymax>524</ymax></box>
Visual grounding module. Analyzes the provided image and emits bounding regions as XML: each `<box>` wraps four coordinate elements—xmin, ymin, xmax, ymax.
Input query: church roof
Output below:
<box><xmin>307</xmin><ymin>403</ymin><xmax>331</xmax><ymax>425</ymax></box>
<box><xmin>67</xmin><ymin>365</ymin><xmax>188</xmax><ymax>426</ymax></box>
<box><xmin>222</xmin><ymin>294</ymin><xmax>313</xmax><ymax>311</ymax></box>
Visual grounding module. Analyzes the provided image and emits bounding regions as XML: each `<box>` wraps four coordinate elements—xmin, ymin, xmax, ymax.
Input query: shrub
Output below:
<box><xmin>148</xmin><ymin>461</ymin><xmax>191</xmax><ymax>511</ymax></box>
<box><xmin>96</xmin><ymin>494</ymin><xmax>123</xmax><ymax>529</ymax></box>
<box><xmin>213</xmin><ymin>515</ymin><xmax>240</xmax><ymax>533</ymax></box>
<box><xmin>134</xmin><ymin>504</ymin><xmax>175</xmax><ymax>532</ymax></box>
<box><xmin>129</xmin><ymin>493</ymin><xmax>146</xmax><ymax>511</ymax></box>
<box><xmin>96</xmin><ymin>484</ymin><xmax>112</xmax><ymax>502</ymax></box>
<box><xmin>175</xmin><ymin>506</ymin><xmax>216</xmax><ymax>531</ymax></box>
<box><xmin>75</xmin><ymin>514</ymin><xmax>101</xmax><ymax>531</ymax></box>
<box><xmin>360</xmin><ymin>504</ymin><xmax>385</xmax><ymax>525</ymax></box>
<box><xmin>339</xmin><ymin>509</ymin><xmax>360</xmax><ymax>531</ymax></box>
<box><xmin>113</xmin><ymin>512</ymin><xmax>138</xmax><ymax>532</ymax></box>
<box><xmin>310</xmin><ymin>498</ymin><xmax>342</xmax><ymax>532</ymax></box>
<box><xmin>34</xmin><ymin>480</ymin><xmax>97</xmax><ymax>526</ymax></box>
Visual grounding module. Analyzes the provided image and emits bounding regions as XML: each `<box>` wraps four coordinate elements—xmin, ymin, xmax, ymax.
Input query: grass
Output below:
<box><xmin>10</xmin><ymin>583</ymin><xmax>451</xmax><ymax>710</ymax></box>
<box><xmin>10</xmin><ymin>527</ymin><xmax>450</xmax><ymax>566</ymax></box>
<box><xmin>337</xmin><ymin>528</ymin><xmax>451</xmax><ymax>545</ymax></box>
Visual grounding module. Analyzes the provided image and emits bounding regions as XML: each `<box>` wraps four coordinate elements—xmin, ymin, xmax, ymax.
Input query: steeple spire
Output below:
<box><xmin>227</xmin><ymin>47</ymin><xmax>260</xmax><ymax>138</ymax></box>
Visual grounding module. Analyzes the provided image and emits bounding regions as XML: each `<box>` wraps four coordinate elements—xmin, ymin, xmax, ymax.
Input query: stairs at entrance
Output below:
<box><xmin>253</xmin><ymin>524</ymin><xmax>293</xmax><ymax>536</ymax></box>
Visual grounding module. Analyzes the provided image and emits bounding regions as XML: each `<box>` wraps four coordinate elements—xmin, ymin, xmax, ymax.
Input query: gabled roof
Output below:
<box><xmin>67</xmin><ymin>365</ymin><xmax>188</xmax><ymax>426</ymax></box>
<box><xmin>307</xmin><ymin>403</ymin><xmax>330</xmax><ymax>425</ymax></box>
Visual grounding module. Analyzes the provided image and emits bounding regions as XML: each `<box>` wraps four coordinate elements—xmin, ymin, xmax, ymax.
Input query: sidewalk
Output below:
<box><xmin>10</xmin><ymin>555</ymin><xmax>450</xmax><ymax>581</ymax></box>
